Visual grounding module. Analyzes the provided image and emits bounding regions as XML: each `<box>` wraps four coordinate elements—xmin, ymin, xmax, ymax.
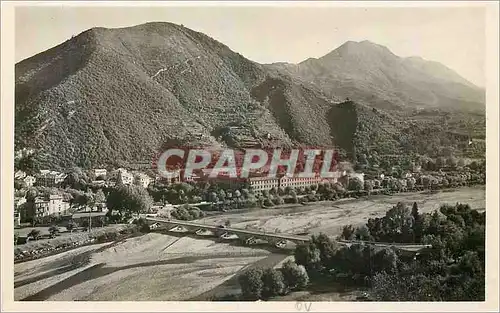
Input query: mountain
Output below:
<box><xmin>270</xmin><ymin>40</ymin><xmax>484</xmax><ymax>112</ymax></box>
<box><xmin>15</xmin><ymin>23</ymin><xmax>485</xmax><ymax>170</ymax></box>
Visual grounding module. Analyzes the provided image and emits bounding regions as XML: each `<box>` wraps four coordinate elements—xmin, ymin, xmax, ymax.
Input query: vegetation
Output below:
<box><xmin>106</xmin><ymin>185</ymin><xmax>153</xmax><ymax>213</ymax></box>
<box><xmin>171</xmin><ymin>205</ymin><xmax>206</xmax><ymax>221</ymax></box>
<box><xmin>239</xmin><ymin>202</ymin><xmax>484</xmax><ymax>301</ymax></box>
<box><xmin>48</xmin><ymin>226</ymin><xmax>59</xmax><ymax>238</ymax></box>
<box><xmin>27</xmin><ymin>229</ymin><xmax>41</xmax><ymax>241</ymax></box>
<box><xmin>281</xmin><ymin>260</ymin><xmax>309</xmax><ymax>291</ymax></box>
<box><xmin>15</xmin><ymin>22</ymin><xmax>484</xmax><ymax>170</ymax></box>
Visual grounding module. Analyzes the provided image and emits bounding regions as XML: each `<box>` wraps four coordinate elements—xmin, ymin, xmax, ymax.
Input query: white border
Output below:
<box><xmin>1</xmin><ymin>1</ymin><xmax>498</xmax><ymax>312</ymax></box>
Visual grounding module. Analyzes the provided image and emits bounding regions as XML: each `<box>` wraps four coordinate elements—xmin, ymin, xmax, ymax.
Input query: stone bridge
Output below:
<box><xmin>145</xmin><ymin>217</ymin><xmax>432</xmax><ymax>254</ymax></box>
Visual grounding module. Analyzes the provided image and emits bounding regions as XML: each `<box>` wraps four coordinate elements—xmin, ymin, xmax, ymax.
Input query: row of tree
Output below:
<box><xmin>238</xmin><ymin>261</ymin><xmax>309</xmax><ymax>300</ymax></box>
<box><xmin>238</xmin><ymin>202</ymin><xmax>485</xmax><ymax>301</ymax></box>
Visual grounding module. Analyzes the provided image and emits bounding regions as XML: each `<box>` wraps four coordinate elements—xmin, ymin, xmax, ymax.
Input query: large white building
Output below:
<box><xmin>248</xmin><ymin>172</ymin><xmax>341</xmax><ymax>194</ymax></box>
<box><xmin>27</xmin><ymin>194</ymin><xmax>70</xmax><ymax>220</ymax></box>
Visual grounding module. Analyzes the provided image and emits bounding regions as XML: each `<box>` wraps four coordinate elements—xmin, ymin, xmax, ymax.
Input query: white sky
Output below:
<box><xmin>15</xmin><ymin>4</ymin><xmax>485</xmax><ymax>87</ymax></box>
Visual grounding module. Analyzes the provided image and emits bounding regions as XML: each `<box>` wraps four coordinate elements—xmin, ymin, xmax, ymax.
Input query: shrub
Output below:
<box><xmin>238</xmin><ymin>268</ymin><xmax>264</xmax><ymax>300</ymax></box>
<box><xmin>281</xmin><ymin>260</ymin><xmax>309</xmax><ymax>291</ymax></box>
<box><xmin>261</xmin><ymin>268</ymin><xmax>286</xmax><ymax>298</ymax></box>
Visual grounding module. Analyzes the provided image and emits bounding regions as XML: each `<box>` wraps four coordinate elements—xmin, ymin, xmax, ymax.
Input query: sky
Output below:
<box><xmin>15</xmin><ymin>4</ymin><xmax>485</xmax><ymax>87</ymax></box>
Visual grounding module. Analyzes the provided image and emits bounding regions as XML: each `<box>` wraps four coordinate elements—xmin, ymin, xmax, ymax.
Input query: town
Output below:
<box><xmin>14</xmin><ymin>146</ymin><xmax>486</xmax><ymax>248</ymax></box>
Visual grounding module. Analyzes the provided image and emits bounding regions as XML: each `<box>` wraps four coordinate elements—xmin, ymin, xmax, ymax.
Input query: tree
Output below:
<box><xmin>406</xmin><ymin>177</ymin><xmax>416</xmax><ymax>190</ymax></box>
<box><xmin>348</xmin><ymin>177</ymin><xmax>364</xmax><ymax>192</ymax></box>
<box><xmin>66</xmin><ymin>222</ymin><xmax>76</xmax><ymax>233</ymax></box>
<box><xmin>62</xmin><ymin>167</ymin><xmax>89</xmax><ymax>190</ymax></box>
<box><xmin>274</xmin><ymin>196</ymin><xmax>285</xmax><ymax>205</ymax></box>
<box><xmin>294</xmin><ymin>242</ymin><xmax>321</xmax><ymax>272</ymax></box>
<box><xmin>422</xmin><ymin>176</ymin><xmax>432</xmax><ymax>189</ymax></box>
<box><xmin>238</xmin><ymin>268</ymin><xmax>264</xmax><ymax>300</ymax></box>
<box><xmin>49</xmin><ymin>225</ymin><xmax>59</xmax><ymax>238</ymax></box>
<box><xmin>14</xmin><ymin>179</ymin><xmax>28</xmax><ymax>190</ymax></box>
<box><xmin>447</xmin><ymin>156</ymin><xmax>458</xmax><ymax>169</ymax></box>
<box><xmin>107</xmin><ymin>185</ymin><xmax>153</xmax><ymax>213</ymax></box>
<box><xmin>457</xmin><ymin>158</ymin><xmax>466</xmax><ymax>168</ymax></box>
<box><xmin>411</xmin><ymin>202</ymin><xmax>419</xmax><ymax>221</ymax></box>
<box><xmin>312</xmin><ymin>234</ymin><xmax>338</xmax><ymax>269</ymax></box>
<box><xmin>281</xmin><ymin>260</ymin><xmax>309</xmax><ymax>291</ymax></box>
<box><xmin>218</xmin><ymin>189</ymin><xmax>227</xmax><ymax>201</ymax></box>
<box><xmin>341</xmin><ymin>224</ymin><xmax>355</xmax><ymax>241</ymax></box>
<box><xmin>358</xmin><ymin>153</ymin><xmax>368</xmax><ymax>165</ymax></box>
<box><xmin>27</xmin><ymin>229</ymin><xmax>40</xmax><ymax>241</ymax></box>
<box><xmin>436</xmin><ymin>157</ymin><xmax>446</xmax><ymax>169</ymax></box>
<box><xmin>135</xmin><ymin>218</ymin><xmax>151</xmax><ymax>233</ymax></box>
<box><xmin>364</xmin><ymin>180</ymin><xmax>374</xmax><ymax>194</ymax></box>
<box><xmin>17</xmin><ymin>154</ymin><xmax>38</xmax><ymax>175</ymax></box>
<box><xmin>84</xmin><ymin>190</ymin><xmax>95</xmax><ymax>208</ymax></box>
<box><xmin>372</xmin><ymin>272</ymin><xmax>442</xmax><ymax>301</ymax></box>
<box><xmin>261</xmin><ymin>268</ymin><xmax>286</xmax><ymax>298</ymax></box>
<box><xmin>372</xmin><ymin>247</ymin><xmax>398</xmax><ymax>274</ymax></box>
<box><xmin>355</xmin><ymin>225</ymin><xmax>372</xmax><ymax>241</ymax></box>
<box><xmin>94</xmin><ymin>189</ymin><xmax>106</xmax><ymax>203</ymax></box>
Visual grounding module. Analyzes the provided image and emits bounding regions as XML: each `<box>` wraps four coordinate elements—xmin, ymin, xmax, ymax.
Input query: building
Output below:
<box><xmin>14</xmin><ymin>211</ymin><xmax>21</xmax><ymax>227</ymax></box>
<box><xmin>29</xmin><ymin>194</ymin><xmax>70</xmax><ymax>219</ymax></box>
<box><xmin>91</xmin><ymin>180</ymin><xmax>107</xmax><ymax>187</ymax></box>
<box><xmin>135</xmin><ymin>172</ymin><xmax>152</xmax><ymax>188</ymax></box>
<box><xmin>23</xmin><ymin>175</ymin><xmax>36</xmax><ymax>187</ymax></box>
<box><xmin>36</xmin><ymin>170</ymin><xmax>67</xmax><ymax>187</ymax></box>
<box><xmin>117</xmin><ymin>169</ymin><xmax>134</xmax><ymax>185</ymax></box>
<box><xmin>248</xmin><ymin>176</ymin><xmax>280</xmax><ymax>194</ymax></box>
<box><xmin>279</xmin><ymin>172</ymin><xmax>340</xmax><ymax>189</ymax></box>
<box><xmin>14</xmin><ymin>170</ymin><xmax>26</xmax><ymax>180</ymax></box>
<box><xmin>248</xmin><ymin>171</ymin><xmax>341</xmax><ymax>194</ymax></box>
<box><xmin>92</xmin><ymin>168</ymin><xmax>107</xmax><ymax>179</ymax></box>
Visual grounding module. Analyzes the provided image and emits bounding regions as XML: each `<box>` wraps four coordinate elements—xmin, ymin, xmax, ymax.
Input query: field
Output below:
<box><xmin>14</xmin><ymin>233</ymin><xmax>288</xmax><ymax>301</ymax></box>
<box><xmin>197</xmin><ymin>186</ymin><xmax>486</xmax><ymax>237</ymax></box>
<box><xmin>14</xmin><ymin>186</ymin><xmax>485</xmax><ymax>301</ymax></box>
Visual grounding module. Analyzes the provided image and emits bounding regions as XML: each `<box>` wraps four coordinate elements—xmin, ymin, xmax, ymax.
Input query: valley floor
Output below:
<box><xmin>14</xmin><ymin>186</ymin><xmax>485</xmax><ymax>301</ymax></box>
<box><xmin>197</xmin><ymin>186</ymin><xmax>486</xmax><ymax>237</ymax></box>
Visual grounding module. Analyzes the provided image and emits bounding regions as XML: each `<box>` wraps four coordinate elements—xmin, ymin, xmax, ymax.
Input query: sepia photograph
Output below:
<box><xmin>1</xmin><ymin>1</ymin><xmax>499</xmax><ymax>311</ymax></box>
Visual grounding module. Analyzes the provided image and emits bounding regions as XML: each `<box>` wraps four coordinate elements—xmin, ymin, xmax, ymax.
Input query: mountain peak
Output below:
<box><xmin>322</xmin><ymin>40</ymin><xmax>397</xmax><ymax>61</ymax></box>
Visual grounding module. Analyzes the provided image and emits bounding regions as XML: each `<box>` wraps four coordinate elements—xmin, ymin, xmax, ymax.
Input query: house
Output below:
<box><xmin>28</xmin><ymin>194</ymin><xmax>70</xmax><ymax>219</ymax></box>
<box><xmin>14</xmin><ymin>170</ymin><xmax>26</xmax><ymax>180</ymax></box>
<box><xmin>150</xmin><ymin>222</ymin><xmax>161</xmax><ymax>230</ymax></box>
<box><xmin>92</xmin><ymin>168</ymin><xmax>107</xmax><ymax>179</ymax></box>
<box><xmin>23</xmin><ymin>175</ymin><xmax>36</xmax><ymax>187</ymax></box>
<box><xmin>36</xmin><ymin>170</ymin><xmax>67</xmax><ymax>187</ymax></box>
<box><xmin>134</xmin><ymin>172</ymin><xmax>152</xmax><ymax>188</ymax></box>
<box><xmin>14</xmin><ymin>211</ymin><xmax>21</xmax><ymax>227</ymax></box>
<box><xmin>117</xmin><ymin>169</ymin><xmax>134</xmax><ymax>185</ymax></box>
<box><xmin>91</xmin><ymin>180</ymin><xmax>107</xmax><ymax>187</ymax></box>
<box><xmin>14</xmin><ymin>196</ymin><xmax>27</xmax><ymax>208</ymax></box>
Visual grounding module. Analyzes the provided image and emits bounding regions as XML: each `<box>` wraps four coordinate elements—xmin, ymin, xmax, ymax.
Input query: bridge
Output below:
<box><xmin>145</xmin><ymin>217</ymin><xmax>432</xmax><ymax>253</ymax></box>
